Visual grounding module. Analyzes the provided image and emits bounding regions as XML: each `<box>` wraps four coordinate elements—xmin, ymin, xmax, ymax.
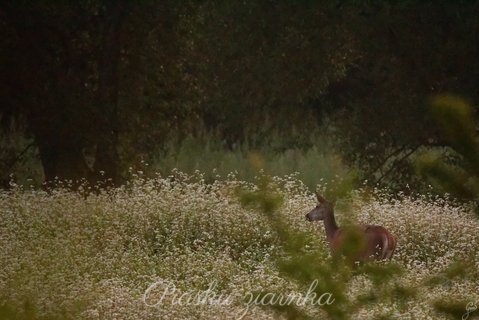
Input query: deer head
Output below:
<box><xmin>305</xmin><ymin>192</ymin><xmax>334</xmax><ymax>221</ymax></box>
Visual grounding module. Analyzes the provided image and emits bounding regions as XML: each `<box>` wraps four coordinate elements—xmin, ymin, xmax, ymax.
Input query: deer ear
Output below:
<box><xmin>315</xmin><ymin>191</ymin><xmax>326</xmax><ymax>203</ymax></box>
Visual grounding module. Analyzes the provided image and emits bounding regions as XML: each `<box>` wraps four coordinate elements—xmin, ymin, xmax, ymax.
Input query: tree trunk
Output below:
<box><xmin>91</xmin><ymin>1</ymin><xmax>129</xmax><ymax>185</ymax></box>
<box><xmin>36</xmin><ymin>138</ymin><xmax>92</xmax><ymax>184</ymax></box>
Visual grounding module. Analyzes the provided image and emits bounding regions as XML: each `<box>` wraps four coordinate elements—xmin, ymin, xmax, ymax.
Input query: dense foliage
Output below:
<box><xmin>1</xmin><ymin>1</ymin><xmax>479</xmax><ymax>190</ymax></box>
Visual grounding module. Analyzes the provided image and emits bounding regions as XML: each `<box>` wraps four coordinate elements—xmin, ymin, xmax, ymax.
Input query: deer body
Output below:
<box><xmin>306</xmin><ymin>193</ymin><xmax>396</xmax><ymax>261</ymax></box>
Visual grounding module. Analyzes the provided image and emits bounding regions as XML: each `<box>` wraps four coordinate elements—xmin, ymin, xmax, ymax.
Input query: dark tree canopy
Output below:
<box><xmin>1</xmin><ymin>0</ymin><xmax>478</xmax><ymax>187</ymax></box>
<box><xmin>0</xmin><ymin>1</ymin><xmax>185</xmax><ymax>184</ymax></box>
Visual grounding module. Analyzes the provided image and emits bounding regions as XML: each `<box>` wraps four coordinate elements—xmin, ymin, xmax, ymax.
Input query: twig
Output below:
<box><xmin>369</xmin><ymin>145</ymin><xmax>406</xmax><ymax>180</ymax></box>
<box><xmin>1</xmin><ymin>141</ymin><xmax>35</xmax><ymax>178</ymax></box>
<box><xmin>376</xmin><ymin>145</ymin><xmax>420</xmax><ymax>185</ymax></box>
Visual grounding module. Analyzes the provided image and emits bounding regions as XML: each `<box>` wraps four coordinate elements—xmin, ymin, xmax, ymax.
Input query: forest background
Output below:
<box><xmin>1</xmin><ymin>0</ymin><xmax>478</xmax><ymax>193</ymax></box>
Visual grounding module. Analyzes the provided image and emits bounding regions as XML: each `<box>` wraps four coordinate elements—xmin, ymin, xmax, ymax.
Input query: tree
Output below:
<box><xmin>314</xmin><ymin>1</ymin><xmax>479</xmax><ymax>189</ymax></box>
<box><xmin>0</xmin><ymin>1</ymin><xmax>184</xmax><ymax>184</ymax></box>
<box><xmin>179</xmin><ymin>1</ymin><xmax>359</xmax><ymax>146</ymax></box>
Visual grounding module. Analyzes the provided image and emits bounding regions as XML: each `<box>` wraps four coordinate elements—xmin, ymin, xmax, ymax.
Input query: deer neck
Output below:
<box><xmin>322</xmin><ymin>209</ymin><xmax>339</xmax><ymax>242</ymax></box>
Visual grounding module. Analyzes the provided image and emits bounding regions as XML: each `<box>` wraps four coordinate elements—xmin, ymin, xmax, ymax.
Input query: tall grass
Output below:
<box><xmin>150</xmin><ymin>130</ymin><xmax>355</xmax><ymax>191</ymax></box>
<box><xmin>2</xmin><ymin>126</ymin><xmax>356</xmax><ymax>192</ymax></box>
<box><xmin>1</xmin><ymin>173</ymin><xmax>478</xmax><ymax>319</ymax></box>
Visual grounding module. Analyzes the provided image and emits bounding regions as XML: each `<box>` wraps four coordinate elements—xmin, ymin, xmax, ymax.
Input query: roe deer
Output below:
<box><xmin>305</xmin><ymin>192</ymin><xmax>396</xmax><ymax>262</ymax></box>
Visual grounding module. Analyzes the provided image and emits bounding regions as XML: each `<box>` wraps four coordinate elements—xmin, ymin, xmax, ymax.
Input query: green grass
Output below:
<box><xmin>150</xmin><ymin>131</ymin><xmax>356</xmax><ymax>191</ymax></box>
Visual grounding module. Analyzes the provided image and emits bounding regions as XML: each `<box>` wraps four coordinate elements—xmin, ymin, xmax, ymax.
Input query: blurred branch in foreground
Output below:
<box><xmin>418</xmin><ymin>95</ymin><xmax>479</xmax><ymax>215</ymax></box>
<box><xmin>237</xmin><ymin>174</ymin><xmax>411</xmax><ymax>319</ymax></box>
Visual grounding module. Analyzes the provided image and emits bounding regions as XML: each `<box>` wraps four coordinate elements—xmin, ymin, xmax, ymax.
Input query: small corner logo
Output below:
<box><xmin>462</xmin><ymin>302</ymin><xmax>477</xmax><ymax>320</ymax></box>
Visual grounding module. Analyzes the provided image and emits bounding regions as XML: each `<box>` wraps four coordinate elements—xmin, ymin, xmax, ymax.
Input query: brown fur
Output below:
<box><xmin>306</xmin><ymin>193</ymin><xmax>396</xmax><ymax>262</ymax></box>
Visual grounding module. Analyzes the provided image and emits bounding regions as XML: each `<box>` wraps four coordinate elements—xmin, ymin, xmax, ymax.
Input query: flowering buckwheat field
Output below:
<box><xmin>1</xmin><ymin>172</ymin><xmax>479</xmax><ymax>319</ymax></box>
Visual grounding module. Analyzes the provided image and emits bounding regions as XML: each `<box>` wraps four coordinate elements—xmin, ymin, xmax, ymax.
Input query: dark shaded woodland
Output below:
<box><xmin>1</xmin><ymin>1</ymin><xmax>478</xmax><ymax>189</ymax></box>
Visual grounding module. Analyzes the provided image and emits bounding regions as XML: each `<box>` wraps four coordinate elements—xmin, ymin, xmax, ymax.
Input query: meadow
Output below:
<box><xmin>1</xmin><ymin>172</ymin><xmax>479</xmax><ymax>319</ymax></box>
